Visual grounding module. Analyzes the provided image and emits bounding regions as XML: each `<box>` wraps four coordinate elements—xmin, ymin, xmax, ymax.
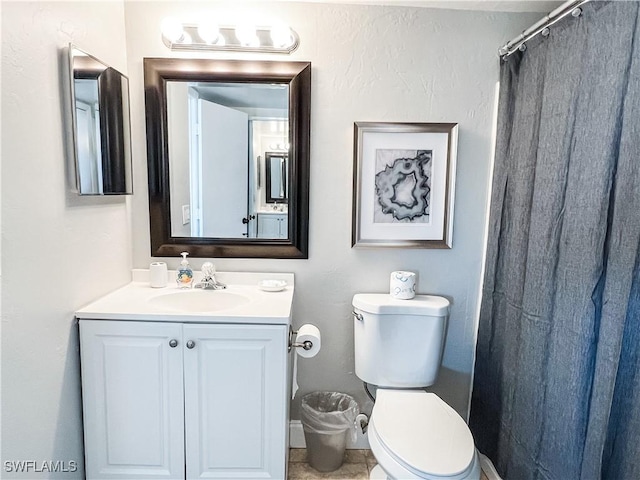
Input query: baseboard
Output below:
<box><xmin>289</xmin><ymin>420</ymin><xmax>370</xmax><ymax>449</ymax></box>
<box><xmin>479</xmin><ymin>453</ymin><xmax>502</xmax><ymax>480</ymax></box>
<box><xmin>288</xmin><ymin>420</ymin><xmax>306</xmax><ymax>448</ymax></box>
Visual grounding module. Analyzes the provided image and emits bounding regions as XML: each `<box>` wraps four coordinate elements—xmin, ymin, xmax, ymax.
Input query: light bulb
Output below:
<box><xmin>235</xmin><ymin>24</ymin><xmax>259</xmax><ymax>47</ymax></box>
<box><xmin>270</xmin><ymin>24</ymin><xmax>293</xmax><ymax>48</ymax></box>
<box><xmin>198</xmin><ymin>22</ymin><xmax>221</xmax><ymax>44</ymax></box>
<box><xmin>161</xmin><ymin>17</ymin><xmax>184</xmax><ymax>43</ymax></box>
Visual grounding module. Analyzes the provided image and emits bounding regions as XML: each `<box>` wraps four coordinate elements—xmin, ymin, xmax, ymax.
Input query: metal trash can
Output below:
<box><xmin>300</xmin><ymin>392</ymin><xmax>359</xmax><ymax>472</ymax></box>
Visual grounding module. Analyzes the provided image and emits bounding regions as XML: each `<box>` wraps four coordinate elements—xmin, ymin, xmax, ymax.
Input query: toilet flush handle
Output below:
<box><xmin>352</xmin><ymin>311</ymin><xmax>363</xmax><ymax>322</ymax></box>
<box><xmin>356</xmin><ymin>413</ymin><xmax>369</xmax><ymax>434</ymax></box>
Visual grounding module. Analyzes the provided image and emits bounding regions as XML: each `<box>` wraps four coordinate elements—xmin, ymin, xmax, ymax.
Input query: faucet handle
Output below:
<box><xmin>201</xmin><ymin>262</ymin><xmax>215</xmax><ymax>278</ymax></box>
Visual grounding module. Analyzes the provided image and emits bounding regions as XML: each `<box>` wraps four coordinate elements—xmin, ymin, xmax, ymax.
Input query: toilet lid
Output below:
<box><xmin>353</xmin><ymin>294</ymin><xmax>450</xmax><ymax>316</ymax></box>
<box><xmin>372</xmin><ymin>390</ymin><xmax>475</xmax><ymax>477</ymax></box>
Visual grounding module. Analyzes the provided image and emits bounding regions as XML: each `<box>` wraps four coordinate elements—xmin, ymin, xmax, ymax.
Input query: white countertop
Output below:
<box><xmin>75</xmin><ymin>271</ymin><xmax>294</xmax><ymax>325</ymax></box>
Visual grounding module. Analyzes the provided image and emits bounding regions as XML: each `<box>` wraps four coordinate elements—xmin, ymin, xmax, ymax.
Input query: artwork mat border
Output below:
<box><xmin>352</xmin><ymin>122</ymin><xmax>458</xmax><ymax>248</ymax></box>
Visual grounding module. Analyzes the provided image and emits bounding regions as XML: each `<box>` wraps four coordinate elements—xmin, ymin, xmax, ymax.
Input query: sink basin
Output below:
<box><xmin>149</xmin><ymin>290</ymin><xmax>251</xmax><ymax>313</ymax></box>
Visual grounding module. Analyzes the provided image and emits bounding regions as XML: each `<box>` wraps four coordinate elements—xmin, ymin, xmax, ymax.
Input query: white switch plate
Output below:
<box><xmin>182</xmin><ymin>205</ymin><xmax>190</xmax><ymax>225</ymax></box>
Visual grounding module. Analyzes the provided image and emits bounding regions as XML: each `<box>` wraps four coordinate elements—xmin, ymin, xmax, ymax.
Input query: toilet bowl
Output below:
<box><xmin>366</xmin><ymin>389</ymin><xmax>479</xmax><ymax>480</ymax></box>
<box><xmin>352</xmin><ymin>294</ymin><xmax>480</xmax><ymax>480</ymax></box>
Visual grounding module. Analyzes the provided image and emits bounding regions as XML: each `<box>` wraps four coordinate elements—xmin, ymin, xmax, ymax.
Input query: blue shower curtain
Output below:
<box><xmin>469</xmin><ymin>2</ymin><xmax>640</xmax><ymax>479</ymax></box>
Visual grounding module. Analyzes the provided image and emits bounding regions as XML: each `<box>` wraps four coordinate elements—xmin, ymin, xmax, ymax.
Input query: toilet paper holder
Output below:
<box><xmin>288</xmin><ymin>326</ymin><xmax>314</xmax><ymax>352</ymax></box>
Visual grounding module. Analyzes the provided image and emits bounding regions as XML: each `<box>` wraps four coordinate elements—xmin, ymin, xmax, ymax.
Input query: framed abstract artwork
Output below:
<box><xmin>352</xmin><ymin>122</ymin><xmax>458</xmax><ymax>248</ymax></box>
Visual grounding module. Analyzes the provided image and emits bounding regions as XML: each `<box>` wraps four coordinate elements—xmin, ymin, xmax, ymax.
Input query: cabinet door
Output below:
<box><xmin>183</xmin><ymin>324</ymin><xmax>288</xmax><ymax>479</ymax></box>
<box><xmin>80</xmin><ymin>320</ymin><xmax>185</xmax><ymax>479</ymax></box>
<box><xmin>257</xmin><ymin>214</ymin><xmax>280</xmax><ymax>238</ymax></box>
<box><xmin>278</xmin><ymin>216</ymin><xmax>288</xmax><ymax>239</ymax></box>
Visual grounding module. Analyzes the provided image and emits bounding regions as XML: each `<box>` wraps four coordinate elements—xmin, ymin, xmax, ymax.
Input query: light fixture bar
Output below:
<box><xmin>161</xmin><ymin>23</ymin><xmax>300</xmax><ymax>54</ymax></box>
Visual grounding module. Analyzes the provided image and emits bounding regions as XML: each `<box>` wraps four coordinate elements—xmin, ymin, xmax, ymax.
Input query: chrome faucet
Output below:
<box><xmin>193</xmin><ymin>262</ymin><xmax>226</xmax><ymax>290</ymax></box>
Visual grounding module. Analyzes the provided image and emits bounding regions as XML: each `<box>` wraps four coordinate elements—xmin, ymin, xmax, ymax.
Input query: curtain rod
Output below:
<box><xmin>498</xmin><ymin>0</ymin><xmax>591</xmax><ymax>60</ymax></box>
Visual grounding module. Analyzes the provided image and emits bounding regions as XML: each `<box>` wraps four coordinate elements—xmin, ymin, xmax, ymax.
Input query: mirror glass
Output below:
<box><xmin>166</xmin><ymin>82</ymin><xmax>289</xmax><ymax>239</ymax></box>
<box><xmin>144</xmin><ymin>58</ymin><xmax>310</xmax><ymax>258</ymax></box>
<box><xmin>68</xmin><ymin>45</ymin><xmax>133</xmax><ymax>195</ymax></box>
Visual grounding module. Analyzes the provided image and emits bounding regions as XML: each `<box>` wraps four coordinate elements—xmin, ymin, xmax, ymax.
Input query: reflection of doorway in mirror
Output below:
<box><xmin>251</xmin><ymin>119</ymin><xmax>289</xmax><ymax>239</ymax></box>
<box><xmin>169</xmin><ymin>83</ymin><xmax>250</xmax><ymax>239</ymax></box>
<box><xmin>166</xmin><ymin>81</ymin><xmax>289</xmax><ymax>240</ymax></box>
<box><xmin>75</xmin><ymin>100</ymin><xmax>103</xmax><ymax>193</ymax></box>
<box><xmin>251</xmin><ymin>119</ymin><xmax>289</xmax><ymax>212</ymax></box>
<box><xmin>198</xmin><ymin>100</ymin><xmax>249</xmax><ymax>238</ymax></box>
<box><xmin>74</xmin><ymin>78</ymin><xmax>104</xmax><ymax>193</ymax></box>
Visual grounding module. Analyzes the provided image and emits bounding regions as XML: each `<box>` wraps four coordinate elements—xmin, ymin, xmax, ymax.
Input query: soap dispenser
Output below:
<box><xmin>176</xmin><ymin>252</ymin><xmax>193</xmax><ymax>288</ymax></box>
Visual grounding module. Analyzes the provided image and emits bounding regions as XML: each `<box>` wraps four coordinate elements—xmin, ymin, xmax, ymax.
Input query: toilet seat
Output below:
<box><xmin>369</xmin><ymin>389</ymin><xmax>478</xmax><ymax>479</ymax></box>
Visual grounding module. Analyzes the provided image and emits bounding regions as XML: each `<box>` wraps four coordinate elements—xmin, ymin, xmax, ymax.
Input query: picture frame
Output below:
<box><xmin>352</xmin><ymin>122</ymin><xmax>458</xmax><ymax>248</ymax></box>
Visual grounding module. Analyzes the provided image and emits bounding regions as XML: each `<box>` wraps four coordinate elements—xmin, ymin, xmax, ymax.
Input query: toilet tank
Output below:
<box><xmin>352</xmin><ymin>294</ymin><xmax>450</xmax><ymax>388</ymax></box>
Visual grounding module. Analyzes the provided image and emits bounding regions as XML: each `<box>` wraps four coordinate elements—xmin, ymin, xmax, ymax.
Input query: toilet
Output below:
<box><xmin>353</xmin><ymin>294</ymin><xmax>480</xmax><ymax>480</ymax></box>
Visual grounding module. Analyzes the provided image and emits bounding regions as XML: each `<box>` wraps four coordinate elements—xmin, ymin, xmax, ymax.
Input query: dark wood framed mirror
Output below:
<box><xmin>144</xmin><ymin>58</ymin><xmax>310</xmax><ymax>258</ymax></box>
<box><xmin>265</xmin><ymin>152</ymin><xmax>288</xmax><ymax>204</ymax></box>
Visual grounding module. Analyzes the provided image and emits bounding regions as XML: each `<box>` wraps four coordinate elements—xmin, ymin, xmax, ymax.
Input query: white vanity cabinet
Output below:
<box><xmin>182</xmin><ymin>323</ymin><xmax>288</xmax><ymax>479</ymax></box>
<box><xmin>80</xmin><ymin>319</ymin><xmax>289</xmax><ymax>480</ymax></box>
<box><xmin>257</xmin><ymin>213</ymin><xmax>288</xmax><ymax>239</ymax></box>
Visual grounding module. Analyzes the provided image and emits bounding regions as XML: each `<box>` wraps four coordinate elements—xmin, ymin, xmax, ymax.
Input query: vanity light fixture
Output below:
<box><xmin>269</xmin><ymin>142</ymin><xmax>290</xmax><ymax>151</ymax></box>
<box><xmin>161</xmin><ymin>18</ymin><xmax>299</xmax><ymax>53</ymax></box>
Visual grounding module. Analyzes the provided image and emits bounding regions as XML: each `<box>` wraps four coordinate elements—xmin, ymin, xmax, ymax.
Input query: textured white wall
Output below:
<box><xmin>1</xmin><ymin>2</ymin><xmax>131</xmax><ymax>476</ymax></box>
<box><xmin>125</xmin><ymin>1</ymin><xmax>539</xmax><ymax>419</ymax></box>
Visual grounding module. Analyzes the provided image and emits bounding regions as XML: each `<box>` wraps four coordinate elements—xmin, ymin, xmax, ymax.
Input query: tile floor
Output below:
<box><xmin>288</xmin><ymin>449</ymin><xmax>376</xmax><ymax>479</ymax></box>
<box><xmin>287</xmin><ymin>448</ymin><xmax>491</xmax><ymax>480</ymax></box>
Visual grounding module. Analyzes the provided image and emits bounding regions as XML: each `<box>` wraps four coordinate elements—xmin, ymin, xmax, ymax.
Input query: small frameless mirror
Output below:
<box><xmin>67</xmin><ymin>44</ymin><xmax>133</xmax><ymax>195</ymax></box>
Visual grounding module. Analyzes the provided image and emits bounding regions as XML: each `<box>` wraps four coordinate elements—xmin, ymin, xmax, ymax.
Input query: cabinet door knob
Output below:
<box><xmin>186</xmin><ymin>340</ymin><xmax>196</xmax><ymax>349</ymax></box>
<box><xmin>169</xmin><ymin>339</ymin><xmax>178</xmax><ymax>348</ymax></box>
